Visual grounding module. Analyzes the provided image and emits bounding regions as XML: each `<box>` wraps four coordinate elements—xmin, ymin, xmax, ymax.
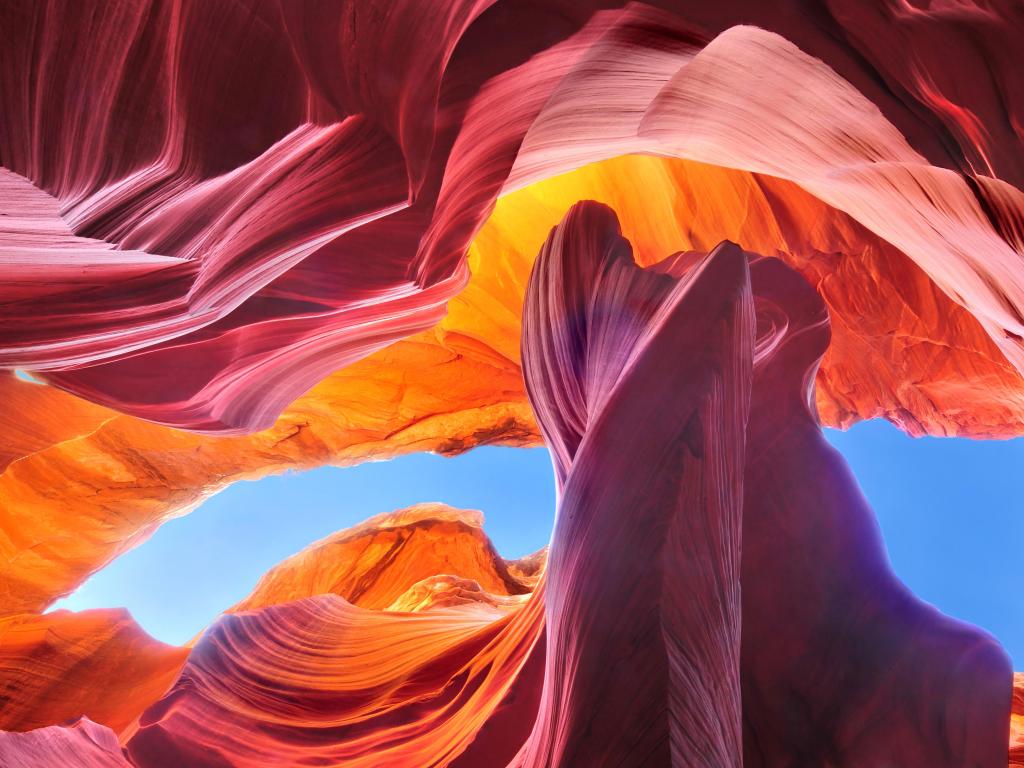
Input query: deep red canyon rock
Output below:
<box><xmin>3</xmin><ymin>1</ymin><xmax>1024</xmax><ymax>435</ymax></box>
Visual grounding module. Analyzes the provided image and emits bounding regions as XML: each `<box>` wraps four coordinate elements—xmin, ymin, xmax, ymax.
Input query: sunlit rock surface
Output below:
<box><xmin>0</xmin><ymin>611</ymin><xmax>187</xmax><ymax>736</ymax></box>
<box><xmin>6</xmin><ymin>202</ymin><xmax>1007</xmax><ymax>767</ymax></box>
<box><xmin>0</xmin><ymin>207</ymin><xmax>1017</xmax><ymax>763</ymax></box>
<box><xmin>484</xmin><ymin>156</ymin><xmax>1024</xmax><ymax>438</ymax></box>
<box><xmin>126</xmin><ymin>594</ymin><xmax>543</xmax><ymax>767</ymax></box>
<box><xmin>124</xmin><ymin>507</ymin><xmax>545</xmax><ymax>767</ymax></box>
<box><xmin>1</xmin><ymin>0</ymin><xmax>1022</xmax><ymax>764</ymax></box>
<box><xmin>386</xmin><ymin>574</ymin><xmax>530</xmax><ymax>614</ymax></box>
<box><xmin>229</xmin><ymin>503</ymin><xmax>533</xmax><ymax>614</ymax></box>
<box><xmin>5</xmin><ymin>149</ymin><xmax>1022</xmax><ymax>628</ymax></box>
<box><xmin>3</xmin><ymin>1</ymin><xmax>1024</xmax><ymax>437</ymax></box>
<box><xmin>0</xmin><ymin>334</ymin><xmax>537</xmax><ymax>618</ymax></box>
<box><xmin>1012</xmin><ymin>673</ymin><xmax>1024</xmax><ymax>767</ymax></box>
<box><xmin>0</xmin><ymin>505</ymin><xmax>542</xmax><ymax>764</ymax></box>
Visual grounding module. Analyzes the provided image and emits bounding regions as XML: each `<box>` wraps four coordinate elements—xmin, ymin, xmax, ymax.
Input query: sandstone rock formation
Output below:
<box><xmin>0</xmin><ymin>504</ymin><xmax>541</xmax><ymax>759</ymax></box>
<box><xmin>229</xmin><ymin>503</ymin><xmax>531</xmax><ymax>614</ymax></box>
<box><xmin>9</xmin><ymin>203</ymin><xmax>1011</xmax><ymax>767</ymax></box>
<box><xmin>386</xmin><ymin>574</ymin><xmax>529</xmax><ymax>614</ymax></box>
<box><xmin>5</xmin><ymin>149</ymin><xmax>1022</xmax><ymax>635</ymax></box>
<box><xmin>0</xmin><ymin>610</ymin><xmax>187</xmax><ymax>735</ymax></box>
<box><xmin>1011</xmin><ymin>673</ymin><xmax>1024</xmax><ymax>767</ymax></box>
<box><xmin>0</xmin><ymin>718</ymin><xmax>132</xmax><ymax>768</ymax></box>
<box><xmin>120</xmin><ymin>508</ymin><xmax>544</xmax><ymax>767</ymax></box>
<box><xmin>517</xmin><ymin>203</ymin><xmax>753</xmax><ymax>766</ymax></box>
<box><xmin>516</xmin><ymin>203</ymin><xmax>1012</xmax><ymax>766</ymax></box>
<box><xmin>127</xmin><ymin>594</ymin><xmax>544</xmax><ymax>767</ymax></box>
<box><xmin>1</xmin><ymin>0</ymin><xmax>1021</xmax><ymax>765</ymax></box>
<box><xmin>3</xmin><ymin>1</ymin><xmax>1024</xmax><ymax>437</ymax></box>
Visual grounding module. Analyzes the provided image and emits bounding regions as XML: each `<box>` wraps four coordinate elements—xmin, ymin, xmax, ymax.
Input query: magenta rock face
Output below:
<box><xmin>0</xmin><ymin>718</ymin><xmax>131</xmax><ymax>768</ymax></box>
<box><xmin>4</xmin><ymin>1</ymin><xmax>1024</xmax><ymax>433</ymax></box>
<box><xmin>739</xmin><ymin>257</ymin><xmax>1013</xmax><ymax>766</ymax></box>
<box><xmin>517</xmin><ymin>202</ymin><xmax>1012</xmax><ymax>766</ymax></box>
<box><xmin>517</xmin><ymin>203</ymin><xmax>753</xmax><ymax>766</ymax></box>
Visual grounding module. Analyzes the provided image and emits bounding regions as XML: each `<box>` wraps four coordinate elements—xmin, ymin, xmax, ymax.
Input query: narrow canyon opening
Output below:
<box><xmin>47</xmin><ymin>447</ymin><xmax>556</xmax><ymax>646</ymax></box>
<box><xmin>43</xmin><ymin>426</ymin><xmax>1022</xmax><ymax>667</ymax></box>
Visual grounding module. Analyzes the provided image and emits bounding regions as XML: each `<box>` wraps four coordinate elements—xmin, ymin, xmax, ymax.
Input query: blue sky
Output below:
<box><xmin>825</xmin><ymin>421</ymin><xmax>1023</xmax><ymax>665</ymax></box>
<box><xmin>50</xmin><ymin>423</ymin><xmax>1022</xmax><ymax>666</ymax></box>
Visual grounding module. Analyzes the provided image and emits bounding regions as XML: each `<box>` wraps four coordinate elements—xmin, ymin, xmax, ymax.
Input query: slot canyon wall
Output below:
<box><xmin>1</xmin><ymin>0</ymin><xmax>1023</xmax><ymax>765</ymax></box>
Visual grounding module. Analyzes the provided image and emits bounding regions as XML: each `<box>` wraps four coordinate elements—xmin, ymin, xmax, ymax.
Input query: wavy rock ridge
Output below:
<box><xmin>0</xmin><ymin>504</ymin><xmax>541</xmax><ymax>745</ymax></box>
<box><xmin>5</xmin><ymin>152</ymin><xmax>1021</xmax><ymax>634</ymax></box>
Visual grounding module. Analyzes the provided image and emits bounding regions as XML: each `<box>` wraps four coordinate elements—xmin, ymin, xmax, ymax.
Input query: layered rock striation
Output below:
<box><xmin>3</xmin><ymin>1</ymin><xmax>1024</xmax><ymax>437</ymax></box>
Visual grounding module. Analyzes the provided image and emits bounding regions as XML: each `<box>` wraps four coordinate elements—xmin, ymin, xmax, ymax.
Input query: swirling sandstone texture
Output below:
<box><xmin>516</xmin><ymin>203</ymin><xmax>753</xmax><ymax>766</ymax></box>
<box><xmin>1</xmin><ymin>0</ymin><xmax>1022</xmax><ymax>765</ymax></box>
<box><xmin>4</xmin><ymin>1</ymin><xmax>1024</xmax><ymax>437</ymax></box>
<box><xmin>514</xmin><ymin>203</ymin><xmax>1011</xmax><ymax>766</ymax></box>
<box><xmin>228</xmin><ymin>503</ymin><xmax>532</xmax><ymax>615</ymax></box>
<box><xmin>0</xmin><ymin>718</ymin><xmax>132</xmax><ymax>768</ymax></box>
<box><xmin>127</xmin><ymin>506</ymin><xmax>546</xmax><ymax>767</ymax></box>
<box><xmin>4</xmin><ymin>153</ymin><xmax>1021</xmax><ymax>632</ymax></box>
<box><xmin>0</xmin><ymin>611</ymin><xmax>187</xmax><ymax>736</ymax></box>
<box><xmin>0</xmin><ymin>505</ymin><xmax>540</xmax><ymax>747</ymax></box>
<box><xmin>1011</xmin><ymin>673</ymin><xmax>1024</xmax><ymax>767</ymax></box>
